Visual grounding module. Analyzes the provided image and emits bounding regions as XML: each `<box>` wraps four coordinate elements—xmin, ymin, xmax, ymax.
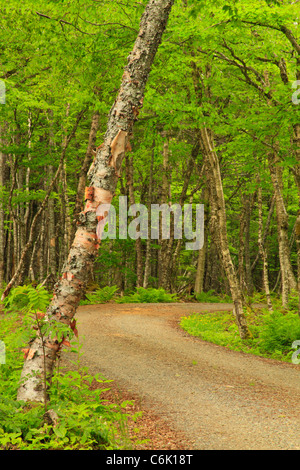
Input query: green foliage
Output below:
<box><xmin>3</xmin><ymin>284</ymin><xmax>51</xmax><ymax>312</ymax></box>
<box><xmin>180</xmin><ymin>303</ymin><xmax>300</xmax><ymax>362</ymax></box>
<box><xmin>195</xmin><ymin>290</ymin><xmax>232</xmax><ymax>303</ymax></box>
<box><xmin>0</xmin><ymin>307</ymin><xmax>139</xmax><ymax>450</ymax></box>
<box><xmin>116</xmin><ymin>287</ymin><xmax>178</xmax><ymax>304</ymax></box>
<box><xmin>80</xmin><ymin>286</ymin><xmax>119</xmax><ymax>305</ymax></box>
<box><xmin>259</xmin><ymin>310</ymin><xmax>300</xmax><ymax>356</ymax></box>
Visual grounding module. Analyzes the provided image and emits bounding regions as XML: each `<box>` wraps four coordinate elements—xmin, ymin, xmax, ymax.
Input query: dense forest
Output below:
<box><xmin>1</xmin><ymin>1</ymin><xmax>300</xmax><ymax>310</ymax></box>
<box><xmin>1</xmin><ymin>0</ymin><xmax>300</xmax><ymax>452</ymax></box>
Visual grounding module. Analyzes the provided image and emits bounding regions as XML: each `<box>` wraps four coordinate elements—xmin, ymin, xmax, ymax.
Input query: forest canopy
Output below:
<box><xmin>1</xmin><ymin>0</ymin><xmax>300</xmax><ymax>307</ymax></box>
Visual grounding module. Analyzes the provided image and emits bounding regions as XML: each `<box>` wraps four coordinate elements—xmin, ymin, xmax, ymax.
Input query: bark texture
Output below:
<box><xmin>268</xmin><ymin>153</ymin><xmax>297</xmax><ymax>305</ymax></box>
<box><xmin>17</xmin><ymin>0</ymin><xmax>175</xmax><ymax>403</ymax></box>
<box><xmin>200</xmin><ymin>127</ymin><xmax>250</xmax><ymax>340</ymax></box>
<box><xmin>257</xmin><ymin>183</ymin><xmax>273</xmax><ymax>311</ymax></box>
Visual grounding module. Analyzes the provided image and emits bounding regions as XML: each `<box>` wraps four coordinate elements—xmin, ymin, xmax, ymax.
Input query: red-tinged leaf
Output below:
<box><xmin>22</xmin><ymin>348</ymin><xmax>30</xmax><ymax>359</ymax></box>
<box><xmin>62</xmin><ymin>339</ymin><xmax>71</xmax><ymax>347</ymax></box>
<box><xmin>36</xmin><ymin>311</ymin><xmax>45</xmax><ymax>319</ymax></box>
<box><xmin>70</xmin><ymin>319</ymin><xmax>78</xmax><ymax>338</ymax></box>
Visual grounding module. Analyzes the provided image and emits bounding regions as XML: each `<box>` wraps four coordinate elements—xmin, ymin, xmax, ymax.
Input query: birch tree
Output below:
<box><xmin>17</xmin><ymin>0</ymin><xmax>175</xmax><ymax>403</ymax></box>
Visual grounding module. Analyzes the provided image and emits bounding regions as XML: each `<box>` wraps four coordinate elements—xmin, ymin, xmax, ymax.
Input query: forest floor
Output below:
<box><xmin>62</xmin><ymin>303</ymin><xmax>300</xmax><ymax>450</ymax></box>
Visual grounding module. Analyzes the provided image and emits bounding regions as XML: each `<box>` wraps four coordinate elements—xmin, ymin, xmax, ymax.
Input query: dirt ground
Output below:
<box><xmin>62</xmin><ymin>302</ymin><xmax>300</xmax><ymax>450</ymax></box>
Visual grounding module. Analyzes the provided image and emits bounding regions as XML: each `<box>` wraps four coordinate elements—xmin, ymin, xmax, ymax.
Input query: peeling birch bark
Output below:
<box><xmin>17</xmin><ymin>0</ymin><xmax>175</xmax><ymax>403</ymax></box>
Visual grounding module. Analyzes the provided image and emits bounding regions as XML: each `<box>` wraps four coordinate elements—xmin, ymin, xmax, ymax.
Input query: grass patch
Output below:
<box><xmin>180</xmin><ymin>304</ymin><xmax>300</xmax><ymax>362</ymax></box>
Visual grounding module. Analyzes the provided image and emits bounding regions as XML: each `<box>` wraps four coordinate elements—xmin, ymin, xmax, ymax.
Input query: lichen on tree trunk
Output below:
<box><xmin>17</xmin><ymin>0</ymin><xmax>175</xmax><ymax>403</ymax></box>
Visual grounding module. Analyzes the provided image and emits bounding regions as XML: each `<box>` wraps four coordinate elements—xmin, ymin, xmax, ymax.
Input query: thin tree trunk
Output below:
<box><xmin>158</xmin><ymin>136</ymin><xmax>172</xmax><ymax>290</ymax></box>
<box><xmin>143</xmin><ymin>144</ymin><xmax>155</xmax><ymax>288</ymax></box>
<box><xmin>48</xmin><ymin>165</ymin><xmax>57</xmax><ymax>277</ymax></box>
<box><xmin>73</xmin><ymin>111</ymin><xmax>100</xmax><ymax>232</ymax></box>
<box><xmin>0</xmin><ymin>127</ymin><xmax>6</xmax><ymax>287</ymax></box>
<box><xmin>47</xmin><ymin>110</ymin><xmax>57</xmax><ymax>278</ymax></box>
<box><xmin>257</xmin><ymin>183</ymin><xmax>273</xmax><ymax>311</ymax></box>
<box><xmin>1</xmin><ymin>109</ymin><xmax>85</xmax><ymax>300</ymax></box>
<box><xmin>194</xmin><ymin>189</ymin><xmax>208</xmax><ymax>295</ymax></box>
<box><xmin>17</xmin><ymin>0</ymin><xmax>175</xmax><ymax>403</ymax></box>
<box><xmin>251</xmin><ymin>193</ymin><xmax>275</xmax><ymax>272</ymax></box>
<box><xmin>269</xmin><ymin>153</ymin><xmax>297</xmax><ymax>306</ymax></box>
<box><xmin>200</xmin><ymin>127</ymin><xmax>250</xmax><ymax>339</ymax></box>
<box><xmin>170</xmin><ymin>143</ymin><xmax>201</xmax><ymax>290</ymax></box>
<box><xmin>125</xmin><ymin>153</ymin><xmax>144</xmax><ymax>287</ymax></box>
<box><xmin>38</xmin><ymin>213</ymin><xmax>46</xmax><ymax>282</ymax></box>
<box><xmin>238</xmin><ymin>193</ymin><xmax>254</xmax><ymax>296</ymax></box>
<box><xmin>295</xmin><ymin>210</ymin><xmax>300</xmax><ymax>316</ymax></box>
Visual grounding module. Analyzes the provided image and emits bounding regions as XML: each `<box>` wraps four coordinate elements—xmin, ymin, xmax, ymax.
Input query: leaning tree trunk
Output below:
<box><xmin>17</xmin><ymin>0</ymin><xmax>175</xmax><ymax>403</ymax></box>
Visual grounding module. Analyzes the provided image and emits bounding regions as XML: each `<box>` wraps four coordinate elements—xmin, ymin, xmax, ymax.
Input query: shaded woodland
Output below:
<box><xmin>1</xmin><ymin>0</ymin><xmax>300</xmax><ymax>307</ymax></box>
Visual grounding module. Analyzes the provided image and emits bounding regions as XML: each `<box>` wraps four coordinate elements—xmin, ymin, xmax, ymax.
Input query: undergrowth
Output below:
<box><xmin>80</xmin><ymin>286</ymin><xmax>178</xmax><ymax>305</ymax></box>
<box><xmin>80</xmin><ymin>285</ymin><xmax>119</xmax><ymax>305</ymax></box>
<box><xmin>0</xmin><ymin>284</ymin><xmax>143</xmax><ymax>450</ymax></box>
<box><xmin>194</xmin><ymin>289</ymin><xmax>231</xmax><ymax>303</ymax></box>
<box><xmin>180</xmin><ymin>294</ymin><xmax>300</xmax><ymax>362</ymax></box>
<box><xmin>115</xmin><ymin>287</ymin><xmax>178</xmax><ymax>303</ymax></box>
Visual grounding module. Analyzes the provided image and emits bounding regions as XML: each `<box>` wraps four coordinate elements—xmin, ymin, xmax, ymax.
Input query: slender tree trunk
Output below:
<box><xmin>125</xmin><ymin>153</ymin><xmax>144</xmax><ymax>287</ymax></box>
<box><xmin>73</xmin><ymin>111</ymin><xmax>100</xmax><ymax>232</ymax></box>
<box><xmin>48</xmin><ymin>166</ymin><xmax>57</xmax><ymax>277</ymax></box>
<box><xmin>268</xmin><ymin>153</ymin><xmax>297</xmax><ymax>306</ymax></box>
<box><xmin>38</xmin><ymin>213</ymin><xmax>46</xmax><ymax>282</ymax></box>
<box><xmin>1</xmin><ymin>109</ymin><xmax>85</xmax><ymax>300</ymax></box>
<box><xmin>200</xmin><ymin>127</ymin><xmax>249</xmax><ymax>339</ymax></box>
<box><xmin>17</xmin><ymin>0</ymin><xmax>175</xmax><ymax>403</ymax></box>
<box><xmin>251</xmin><ymin>193</ymin><xmax>275</xmax><ymax>272</ymax></box>
<box><xmin>158</xmin><ymin>136</ymin><xmax>172</xmax><ymax>290</ymax></box>
<box><xmin>47</xmin><ymin>110</ymin><xmax>57</xmax><ymax>278</ymax></box>
<box><xmin>0</xmin><ymin>127</ymin><xmax>6</xmax><ymax>287</ymax></box>
<box><xmin>295</xmin><ymin>210</ymin><xmax>300</xmax><ymax>316</ymax></box>
<box><xmin>194</xmin><ymin>232</ymin><xmax>207</xmax><ymax>295</ymax></box>
<box><xmin>238</xmin><ymin>193</ymin><xmax>254</xmax><ymax>296</ymax></box>
<box><xmin>143</xmin><ymin>144</ymin><xmax>155</xmax><ymax>288</ymax></box>
<box><xmin>257</xmin><ymin>183</ymin><xmax>273</xmax><ymax>311</ymax></box>
<box><xmin>194</xmin><ymin>189</ymin><xmax>208</xmax><ymax>295</ymax></box>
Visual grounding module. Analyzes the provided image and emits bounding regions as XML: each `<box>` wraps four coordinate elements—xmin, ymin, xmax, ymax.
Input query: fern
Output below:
<box><xmin>4</xmin><ymin>284</ymin><xmax>51</xmax><ymax>313</ymax></box>
<box><xmin>80</xmin><ymin>286</ymin><xmax>118</xmax><ymax>305</ymax></box>
<box><xmin>116</xmin><ymin>287</ymin><xmax>178</xmax><ymax>304</ymax></box>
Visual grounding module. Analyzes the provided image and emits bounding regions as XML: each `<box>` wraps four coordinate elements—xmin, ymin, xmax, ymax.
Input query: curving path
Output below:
<box><xmin>70</xmin><ymin>303</ymin><xmax>300</xmax><ymax>450</ymax></box>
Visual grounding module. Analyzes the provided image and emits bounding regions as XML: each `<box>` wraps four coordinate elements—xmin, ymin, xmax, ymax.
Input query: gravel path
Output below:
<box><xmin>71</xmin><ymin>303</ymin><xmax>300</xmax><ymax>450</ymax></box>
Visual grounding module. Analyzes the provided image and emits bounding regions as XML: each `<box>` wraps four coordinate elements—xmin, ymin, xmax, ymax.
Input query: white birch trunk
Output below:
<box><xmin>17</xmin><ymin>0</ymin><xmax>175</xmax><ymax>403</ymax></box>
